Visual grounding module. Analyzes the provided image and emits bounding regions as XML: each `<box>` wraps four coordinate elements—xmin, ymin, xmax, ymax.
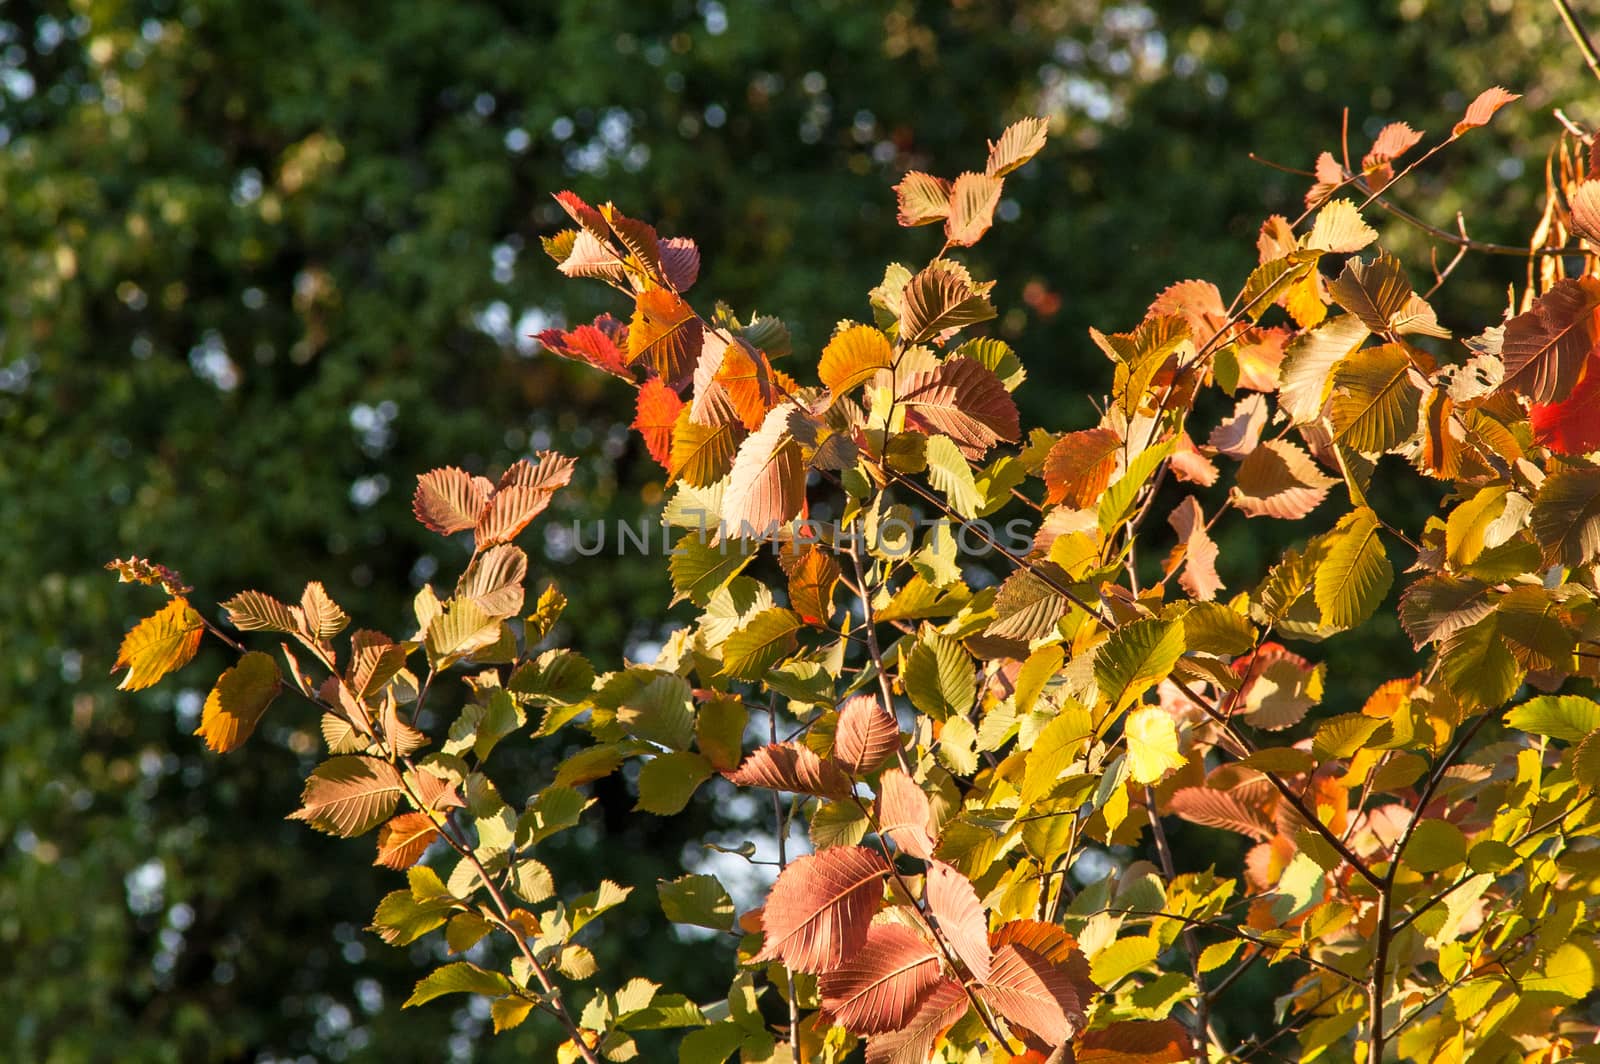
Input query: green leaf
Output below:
<box><xmin>1312</xmin><ymin>507</ymin><xmax>1391</xmax><ymax>630</ymax></box>
<box><xmin>1440</xmin><ymin>615</ymin><xmax>1524</xmax><ymax>711</ymax></box>
<box><xmin>1091</xmin><ymin>936</ymin><xmax>1159</xmax><ymax>988</ymax></box>
<box><xmin>1269</xmin><ymin>852</ymin><xmax>1325</xmax><ymax>922</ymax></box>
<box><xmin>635</xmin><ymin>751</ymin><xmax>714</xmax><ymax>815</ymax></box>
<box><xmin>721</xmin><ymin>607</ymin><xmax>803</xmax><ymax>680</ymax></box>
<box><xmin>1530</xmin><ymin>466</ymin><xmax>1600</xmax><ymax>568</ymax></box>
<box><xmin>474</xmin><ymin>690</ymin><xmax>523</xmax><ymax>762</ymax></box>
<box><xmin>924</xmin><ymin>434</ymin><xmax>983</xmax><ymax>519</ymax></box>
<box><xmin>669</xmin><ymin>532</ymin><xmax>757</xmax><ymax>607</ymax></box>
<box><xmin>1094</xmin><ymin>618</ymin><xmax>1186</xmax><ymax>715</ymax></box>
<box><xmin>1099</xmin><ymin>439</ymin><xmax>1176</xmax><ymax>534</ymax></box>
<box><xmin>903</xmin><ymin>631</ymin><xmax>976</xmax><ymax>720</ymax></box>
<box><xmin>1505</xmin><ymin>695</ymin><xmax>1600</xmax><ymax>743</ymax></box>
<box><xmin>516</xmin><ymin>785</ymin><xmax>592</xmax><ymax>847</ymax></box>
<box><xmin>658</xmin><ymin>873</ymin><xmax>735</xmax><ymax>931</ymax></box>
<box><xmin>1403</xmin><ymin>819</ymin><xmax>1466</xmax><ymax>874</ymax></box>
<box><xmin>403</xmin><ymin>961</ymin><xmax>515</xmax><ymax>1008</ymax></box>
<box><xmin>1329</xmin><ymin>342</ymin><xmax>1421</xmax><ymax>453</ymax></box>
<box><xmin>613</xmin><ymin>671</ymin><xmax>696</xmax><ymax>751</ymax></box>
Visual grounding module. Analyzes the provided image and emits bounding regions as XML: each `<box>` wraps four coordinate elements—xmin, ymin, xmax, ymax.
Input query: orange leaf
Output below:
<box><xmin>1166</xmin><ymin>496</ymin><xmax>1223</xmax><ymax>602</ymax></box>
<box><xmin>754</xmin><ymin>845</ymin><xmax>890</xmax><ymax>973</ymax></box>
<box><xmin>475</xmin><ymin>452</ymin><xmax>577</xmax><ymax>546</ymax></box>
<box><xmin>633</xmin><ymin>378</ymin><xmax>685</xmax><ymax>469</ymax></box>
<box><xmin>899</xmin><ymin>356</ymin><xmax>1020</xmax><ymax>458</ymax></box>
<box><xmin>985</xmin><ymin>116</ymin><xmax>1049</xmax><ymax>178</ymax></box>
<box><xmin>374</xmin><ymin>811</ymin><xmax>441</xmax><ymax>870</ymax></box>
<box><xmin>788</xmin><ymin>547</ymin><xmax>841</xmax><ymax>626</ymax></box>
<box><xmin>288</xmin><ymin>756</ymin><xmax>406</xmax><ymax>837</ymax></box>
<box><xmin>833</xmin><ymin>694</ymin><xmax>901</xmax><ymax>775</ymax></box>
<box><xmin>1233</xmin><ymin>439</ymin><xmax>1337</xmax><ymax>520</ymax></box>
<box><xmin>1169</xmin><ymin>786</ymin><xmax>1274</xmax><ymax>840</ymax></box>
<box><xmin>627</xmin><ymin>288</ymin><xmax>703</xmax><ymax>384</ymax></box>
<box><xmin>536</xmin><ymin>314</ymin><xmax>632</xmax><ymax>379</ymax></box>
<box><xmin>197</xmin><ymin>651</ymin><xmax>282</xmax><ymax>753</ymax></box>
<box><xmin>945</xmin><ymin>171</ymin><xmax>1004</xmax><ymax>247</ymax></box>
<box><xmin>1043</xmin><ymin>428</ymin><xmax>1122</xmax><ymax>507</ymax></box>
<box><xmin>819</xmin><ymin>325</ymin><xmax>893</xmax><ymax>397</ymax></box>
<box><xmin>819</xmin><ymin>921</ymin><xmax>944</xmax><ymax>1033</ymax></box>
<box><xmin>1453</xmin><ymin>86</ymin><xmax>1520</xmax><ymax>136</ymax></box>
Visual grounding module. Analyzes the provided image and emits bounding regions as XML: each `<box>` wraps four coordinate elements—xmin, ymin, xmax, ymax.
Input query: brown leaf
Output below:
<box><xmin>374</xmin><ymin>811</ymin><xmax>441</xmax><ymax>870</ymax></box>
<box><xmin>1169</xmin><ymin>786</ymin><xmax>1274</xmax><ymax>840</ymax></box>
<box><xmin>876</xmin><ymin>768</ymin><xmax>935</xmax><ymax>859</ymax></box>
<box><xmin>899</xmin><ymin>261</ymin><xmax>996</xmax><ymax>344</ymax></box>
<box><xmin>475</xmin><ymin>452</ymin><xmax>577</xmax><ymax>546</ymax></box>
<box><xmin>1361</xmin><ymin>123</ymin><xmax>1424</xmax><ymax>184</ymax></box>
<box><xmin>894</xmin><ymin>171</ymin><xmax>952</xmax><ymax>227</ymax></box>
<box><xmin>1489</xmin><ymin>277</ymin><xmax>1600</xmax><ymax>405</ymax></box>
<box><xmin>725</xmin><ymin>742</ymin><xmax>853</xmax><ymax>798</ymax></box>
<box><xmin>721</xmin><ymin>402</ymin><xmax>810</xmax><ymax>539</ymax></box>
<box><xmin>925</xmin><ymin>860</ymin><xmax>992</xmax><ymax>981</ymax></box>
<box><xmin>1207</xmin><ymin>394</ymin><xmax>1268</xmax><ymax>458</ymax></box>
<box><xmin>413</xmin><ymin>468</ymin><xmax>490</xmax><ymax>536</ymax></box>
<box><xmin>1233</xmin><ymin>440</ymin><xmax>1338</xmax><ymax>520</ymax></box>
<box><xmin>945</xmin><ymin>171</ymin><xmax>1004</xmax><ymax>247</ymax></box>
<box><xmin>660</xmin><ymin>236</ymin><xmax>700</xmax><ymax>292</ymax></box>
<box><xmin>1076</xmin><ymin>1019</ymin><xmax>1195</xmax><ymax>1063</ymax></box>
<box><xmin>819</xmin><ymin>921</ymin><xmax>944</xmax><ymax>1034</ymax></box>
<box><xmin>985</xmin><ymin>116</ymin><xmax>1049</xmax><ymax>177</ymax></box>
<box><xmin>1167</xmin><ymin>496</ymin><xmax>1223</xmax><ymax>603</ymax></box>
<box><xmin>978</xmin><ymin>944</ymin><xmax>1084</xmax><ymax>1048</ymax></box>
<box><xmin>288</xmin><ymin>756</ymin><xmax>406</xmax><ymax>837</ymax></box>
<box><xmin>221</xmin><ymin>589</ymin><xmax>298</xmax><ymax>634</ymax></box>
<box><xmin>899</xmin><ymin>356</ymin><xmax>1020</xmax><ymax>458</ymax></box>
<box><xmin>754</xmin><ymin>845</ymin><xmax>890</xmax><ymax>973</ymax></box>
<box><xmin>1328</xmin><ymin>253</ymin><xmax>1448</xmax><ymax>339</ymax></box>
<box><xmin>1569</xmin><ymin>181</ymin><xmax>1600</xmax><ymax>245</ymax></box>
<box><xmin>834</xmin><ymin>694</ymin><xmax>901</xmax><ymax>775</ymax></box>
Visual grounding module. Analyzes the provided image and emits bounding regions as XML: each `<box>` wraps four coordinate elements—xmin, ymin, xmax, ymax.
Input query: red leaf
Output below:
<box><xmin>876</xmin><ymin>768</ymin><xmax>935</xmax><ymax>859</ymax></box>
<box><xmin>989</xmin><ymin>920</ymin><xmax>1078</xmax><ymax>965</ymax></box>
<box><xmin>1489</xmin><ymin>277</ymin><xmax>1600</xmax><ymax>404</ymax></box>
<box><xmin>864</xmin><ymin>979</ymin><xmax>969</xmax><ymax>1064</ymax></box>
<box><xmin>978</xmin><ymin>944</ymin><xmax>1084</xmax><ymax>1048</ymax></box>
<box><xmin>819</xmin><ymin>921</ymin><xmax>944</xmax><ymax>1034</ymax></box>
<box><xmin>633</xmin><ymin>379</ymin><xmax>685</xmax><ymax>469</ymax></box>
<box><xmin>788</xmin><ymin>547</ymin><xmax>842</xmax><ymax>627</ymax></box>
<box><xmin>536</xmin><ymin>314</ymin><xmax>632</xmax><ymax>379</ymax></box>
<box><xmin>834</xmin><ymin>694</ymin><xmax>901</xmax><ymax>775</ymax></box>
<box><xmin>926</xmin><ymin>860</ymin><xmax>992</xmax><ymax>982</ymax></box>
<box><xmin>755</xmin><ymin>845</ymin><xmax>890</xmax><ymax>973</ymax></box>
<box><xmin>1076</xmin><ymin>1019</ymin><xmax>1195</xmax><ymax>1063</ymax></box>
<box><xmin>900</xmin><ymin>357</ymin><xmax>1020</xmax><ymax>458</ymax></box>
<box><xmin>1043</xmin><ymin>427</ymin><xmax>1122</xmax><ymax>508</ymax></box>
<box><xmin>413</xmin><ymin>467</ymin><xmax>491</xmax><ymax>535</ymax></box>
<box><xmin>725</xmin><ymin>742</ymin><xmax>853</xmax><ymax>798</ymax></box>
<box><xmin>1531</xmin><ymin>350</ymin><xmax>1600</xmax><ymax>455</ymax></box>
<box><xmin>1453</xmin><ymin>86</ymin><xmax>1520</xmax><ymax>136</ymax></box>
<box><xmin>374</xmin><ymin>811</ymin><xmax>440</xmax><ymax>870</ymax></box>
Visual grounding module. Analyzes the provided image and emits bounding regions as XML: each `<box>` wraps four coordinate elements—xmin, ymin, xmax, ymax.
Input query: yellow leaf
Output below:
<box><xmin>1125</xmin><ymin>707</ymin><xmax>1187</xmax><ymax>784</ymax></box>
<box><xmin>197</xmin><ymin>651</ymin><xmax>282</xmax><ymax>752</ymax></box>
<box><xmin>113</xmin><ymin>597</ymin><xmax>204</xmax><ymax>691</ymax></box>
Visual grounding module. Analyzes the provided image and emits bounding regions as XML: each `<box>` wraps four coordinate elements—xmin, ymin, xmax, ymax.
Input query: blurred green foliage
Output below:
<box><xmin>0</xmin><ymin>0</ymin><xmax>1586</xmax><ymax>1059</ymax></box>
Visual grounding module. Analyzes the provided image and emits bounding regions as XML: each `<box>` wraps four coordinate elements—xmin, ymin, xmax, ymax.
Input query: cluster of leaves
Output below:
<box><xmin>112</xmin><ymin>87</ymin><xmax>1600</xmax><ymax>1063</ymax></box>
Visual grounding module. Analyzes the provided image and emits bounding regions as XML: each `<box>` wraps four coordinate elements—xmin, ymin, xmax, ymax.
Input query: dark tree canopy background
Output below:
<box><xmin>1</xmin><ymin>1</ymin><xmax>1588</xmax><ymax>1059</ymax></box>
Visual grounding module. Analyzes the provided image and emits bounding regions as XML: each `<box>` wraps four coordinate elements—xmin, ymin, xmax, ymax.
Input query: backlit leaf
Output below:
<box><xmin>1076</xmin><ymin>1019</ymin><xmax>1194</xmax><ymax>1063</ymax></box>
<box><xmin>1329</xmin><ymin>253</ymin><xmax>1448</xmax><ymax>339</ymax></box>
<box><xmin>1167</xmin><ymin>496</ymin><xmax>1223</xmax><ymax>602</ymax></box>
<box><xmin>876</xmin><ymin>768</ymin><xmax>936</xmax><ymax>858</ymax></box>
<box><xmin>197</xmin><ymin>651</ymin><xmax>282</xmax><ymax>752</ymax></box>
<box><xmin>725</xmin><ymin>742</ymin><xmax>852</xmax><ymax>798</ymax></box>
<box><xmin>1505</xmin><ymin>695</ymin><xmax>1600</xmax><ymax>743</ymax></box>
<box><xmin>1453</xmin><ymin>86</ymin><xmax>1520</xmax><ymax>135</ymax></box>
<box><xmin>894</xmin><ymin>171</ymin><xmax>952</xmax><ymax>226</ymax></box>
<box><xmin>635</xmin><ymin>751</ymin><xmax>714</xmax><ymax>815</ymax></box>
<box><xmin>1278</xmin><ymin>314</ymin><xmax>1371</xmax><ymax>423</ymax></box>
<box><xmin>754</xmin><ymin>845</ymin><xmax>890</xmax><ymax>973</ymax></box>
<box><xmin>1306</xmin><ymin>198</ymin><xmax>1378</xmax><ymax>254</ymax></box>
<box><xmin>945</xmin><ymin>171</ymin><xmax>1004</xmax><ymax>247</ymax></box>
<box><xmin>787</xmin><ymin>547</ymin><xmax>840</xmax><ymax>625</ymax></box>
<box><xmin>1043</xmin><ymin>428</ymin><xmax>1122</xmax><ymax>508</ymax></box>
<box><xmin>819</xmin><ymin>324</ymin><xmax>893</xmax><ymax>396</ymax></box>
<box><xmin>659</xmin><ymin>873</ymin><xmax>735</xmax><ymax>931</ymax></box>
<box><xmin>113</xmin><ymin>597</ymin><xmax>204</xmax><ymax>691</ymax></box>
<box><xmin>834</xmin><ymin>695</ymin><xmax>902</xmax><ymax>775</ymax></box>
<box><xmin>289</xmin><ymin>756</ymin><xmax>406</xmax><ymax>837</ymax></box>
<box><xmin>904</xmin><ymin>632</ymin><xmax>976</xmax><ymax>720</ymax></box>
<box><xmin>924</xmin><ymin>434</ymin><xmax>983</xmax><ymax>518</ymax></box>
<box><xmin>899</xmin><ymin>260</ymin><xmax>996</xmax><ymax>344</ymax></box>
<box><xmin>221</xmin><ymin>589</ymin><xmax>298</xmax><ymax>634</ymax></box>
<box><xmin>819</xmin><ymin>921</ymin><xmax>943</xmax><ymax>1034</ymax></box>
<box><xmin>633</xmin><ymin>378</ymin><xmax>685</xmax><ymax>468</ymax></box>
<box><xmin>1234</xmin><ymin>439</ymin><xmax>1337</xmax><ymax>520</ymax></box>
<box><xmin>722</xmin><ymin>403</ymin><xmax>809</xmax><ymax>539</ymax></box>
<box><xmin>899</xmin><ymin>356</ymin><xmax>1020</xmax><ymax>457</ymax></box>
<box><xmin>864</xmin><ymin>980</ymin><xmax>968</xmax><ymax>1064</ymax></box>
<box><xmin>1094</xmin><ymin>619</ymin><xmax>1185</xmax><ymax>714</ymax></box>
<box><xmin>722</xmin><ymin>607</ymin><xmax>803</xmax><ymax>679</ymax></box>
<box><xmin>374</xmin><ymin>812</ymin><xmax>440</xmax><ymax>870</ymax></box>
<box><xmin>403</xmin><ymin>962</ymin><xmax>514</xmax><ymax>1008</ymax></box>
<box><xmin>1124</xmin><ymin>707</ymin><xmax>1186</xmax><ymax>784</ymax></box>
<box><xmin>926</xmin><ymin>860</ymin><xmax>992</xmax><ymax>981</ymax></box>
<box><xmin>413</xmin><ymin>467</ymin><xmax>490</xmax><ymax>535</ymax></box>
<box><xmin>979</xmin><ymin>943</ymin><xmax>1084</xmax><ymax>1048</ymax></box>
<box><xmin>627</xmin><ymin>288</ymin><xmax>703</xmax><ymax>384</ymax></box>
<box><xmin>1486</xmin><ymin>278</ymin><xmax>1600</xmax><ymax>404</ymax></box>
<box><xmin>1329</xmin><ymin>342</ymin><xmax>1422</xmax><ymax>453</ymax></box>
<box><xmin>1313</xmin><ymin>507</ymin><xmax>1391</xmax><ymax>630</ymax></box>
<box><xmin>985</xmin><ymin>116</ymin><xmax>1049</xmax><ymax>177</ymax></box>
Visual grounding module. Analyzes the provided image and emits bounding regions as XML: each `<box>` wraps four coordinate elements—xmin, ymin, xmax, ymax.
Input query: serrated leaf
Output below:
<box><xmin>1305</xmin><ymin>198</ymin><xmax>1377</xmax><ymax>253</ymax></box>
<box><xmin>899</xmin><ymin>261</ymin><xmax>996</xmax><ymax>344</ymax></box>
<box><xmin>288</xmin><ymin>756</ymin><xmax>405</xmax><ymax>837</ymax></box>
<box><xmin>1530</xmin><ymin>465</ymin><xmax>1600</xmax><ymax>568</ymax></box>
<box><xmin>1043</xmin><ymin>428</ymin><xmax>1122</xmax><ymax>508</ymax></box>
<box><xmin>1099</xmin><ymin>439</ymin><xmax>1175</xmax><ymax>534</ymax></box>
<box><xmin>659</xmin><ymin>873</ymin><xmax>735</xmax><ymax>930</ymax></box>
<box><xmin>628</xmin><ymin>288</ymin><xmax>702</xmax><ymax>384</ymax></box>
<box><xmin>754</xmin><ymin>845</ymin><xmax>890</xmax><ymax>974</ymax></box>
<box><xmin>413</xmin><ymin>467</ymin><xmax>490</xmax><ymax>535</ymax></box>
<box><xmin>725</xmin><ymin>742</ymin><xmax>852</xmax><ymax>798</ymax></box>
<box><xmin>819</xmin><ymin>921</ymin><xmax>944</xmax><ymax>1034</ymax></box>
<box><xmin>1505</xmin><ymin>695</ymin><xmax>1600</xmax><ymax>743</ymax></box>
<box><xmin>926</xmin><ymin>860</ymin><xmax>992</xmax><ymax>981</ymax></box>
<box><xmin>113</xmin><ymin>597</ymin><xmax>204</xmax><ymax>691</ymax></box>
<box><xmin>981</xmin><ymin>943</ymin><xmax>1084</xmax><ymax>1047</ymax></box>
<box><xmin>986</xmin><ymin>116</ymin><xmax>1049</xmax><ymax>177</ymax></box>
<box><xmin>819</xmin><ymin>324</ymin><xmax>893</xmax><ymax>396</ymax></box>
<box><xmin>894</xmin><ymin>171</ymin><xmax>952</xmax><ymax>227</ymax></box>
<box><xmin>635</xmin><ymin>751</ymin><xmax>713</xmax><ymax>815</ymax></box>
<box><xmin>945</xmin><ymin>171</ymin><xmax>1004</xmax><ymax>247</ymax></box>
<box><xmin>374</xmin><ymin>812</ymin><xmax>440</xmax><ymax>870</ymax></box>
<box><xmin>1329</xmin><ymin>342</ymin><xmax>1421</xmax><ymax>453</ymax></box>
<box><xmin>904</xmin><ymin>632</ymin><xmax>975</xmax><ymax>720</ymax></box>
<box><xmin>834</xmin><ymin>694</ymin><xmax>901</xmax><ymax>775</ymax></box>
<box><xmin>898</xmin><ymin>356</ymin><xmax>1019</xmax><ymax>457</ymax></box>
<box><xmin>722</xmin><ymin>607</ymin><xmax>803</xmax><ymax>679</ymax></box>
<box><xmin>221</xmin><ymin>589</ymin><xmax>298</xmax><ymax>633</ymax></box>
<box><xmin>1094</xmin><ymin>619</ymin><xmax>1185</xmax><ymax>714</ymax></box>
<box><xmin>1278</xmin><ymin>314</ymin><xmax>1371</xmax><ymax>423</ymax></box>
<box><xmin>924</xmin><ymin>434</ymin><xmax>982</xmax><ymax>518</ymax></box>
<box><xmin>1234</xmin><ymin>439</ymin><xmax>1338</xmax><ymax>519</ymax></box>
<box><xmin>1313</xmin><ymin>507</ymin><xmax>1391</xmax><ymax>630</ymax></box>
